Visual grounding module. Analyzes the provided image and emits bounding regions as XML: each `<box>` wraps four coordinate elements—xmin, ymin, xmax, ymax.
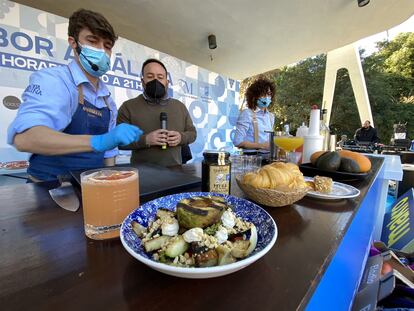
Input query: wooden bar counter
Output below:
<box><xmin>0</xmin><ymin>156</ymin><xmax>398</xmax><ymax>310</ymax></box>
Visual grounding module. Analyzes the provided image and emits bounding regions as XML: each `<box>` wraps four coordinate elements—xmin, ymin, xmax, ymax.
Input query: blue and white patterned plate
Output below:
<box><xmin>120</xmin><ymin>192</ymin><xmax>277</xmax><ymax>279</ymax></box>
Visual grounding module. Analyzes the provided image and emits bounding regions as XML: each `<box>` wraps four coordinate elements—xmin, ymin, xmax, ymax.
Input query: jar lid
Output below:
<box><xmin>203</xmin><ymin>150</ymin><xmax>230</xmax><ymax>159</ymax></box>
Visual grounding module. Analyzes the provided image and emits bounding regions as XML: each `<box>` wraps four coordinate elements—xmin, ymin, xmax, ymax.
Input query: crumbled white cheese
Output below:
<box><xmin>183</xmin><ymin>228</ymin><xmax>204</xmax><ymax>243</ymax></box>
<box><xmin>215</xmin><ymin>225</ymin><xmax>228</xmax><ymax>244</ymax></box>
<box><xmin>161</xmin><ymin>218</ymin><xmax>179</xmax><ymax>236</ymax></box>
<box><xmin>221</xmin><ymin>210</ymin><xmax>235</xmax><ymax>228</ymax></box>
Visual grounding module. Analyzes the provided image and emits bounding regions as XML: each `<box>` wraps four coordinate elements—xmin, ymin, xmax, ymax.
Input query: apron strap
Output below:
<box><xmin>77</xmin><ymin>84</ymin><xmax>111</xmax><ymax>112</ymax></box>
<box><xmin>239</xmin><ymin>97</ymin><xmax>246</xmax><ymax>111</ymax></box>
<box><xmin>103</xmin><ymin>96</ymin><xmax>111</xmax><ymax>111</ymax></box>
<box><xmin>77</xmin><ymin>85</ymin><xmax>84</xmax><ymax>105</ymax></box>
<box><xmin>67</xmin><ymin>66</ymin><xmax>111</xmax><ymax>130</ymax></box>
<box><xmin>102</xmin><ymin>96</ymin><xmax>113</xmax><ymax>125</ymax></box>
<box><xmin>252</xmin><ymin>111</ymin><xmax>259</xmax><ymax>143</ymax></box>
<box><xmin>268</xmin><ymin>111</ymin><xmax>272</xmax><ymax>129</ymax></box>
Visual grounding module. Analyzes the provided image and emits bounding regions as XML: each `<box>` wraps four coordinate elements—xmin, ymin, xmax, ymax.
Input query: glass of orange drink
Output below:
<box><xmin>81</xmin><ymin>167</ymin><xmax>139</xmax><ymax>240</ymax></box>
<box><xmin>274</xmin><ymin>136</ymin><xmax>304</xmax><ymax>163</ymax></box>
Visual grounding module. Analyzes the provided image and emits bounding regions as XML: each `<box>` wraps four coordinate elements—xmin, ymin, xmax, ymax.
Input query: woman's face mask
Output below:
<box><xmin>257</xmin><ymin>96</ymin><xmax>272</xmax><ymax>108</ymax></box>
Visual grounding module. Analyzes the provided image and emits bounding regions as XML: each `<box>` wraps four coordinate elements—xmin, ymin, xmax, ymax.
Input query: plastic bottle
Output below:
<box><xmin>295</xmin><ymin>122</ymin><xmax>308</xmax><ymax>163</ymax></box>
<box><xmin>303</xmin><ymin>105</ymin><xmax>324</xmax><ymax>163</ymax></box>
<box><xmin>308</xmin><ymin>105</ymin><xmax>320</xmax><ymax>136</ymax></box>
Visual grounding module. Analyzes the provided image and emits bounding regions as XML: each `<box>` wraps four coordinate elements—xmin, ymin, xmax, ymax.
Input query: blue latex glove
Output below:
<box><xmin>90</xmin><ymin>123</ymin><xmax>143</xmax><ymax>152</ymax></box>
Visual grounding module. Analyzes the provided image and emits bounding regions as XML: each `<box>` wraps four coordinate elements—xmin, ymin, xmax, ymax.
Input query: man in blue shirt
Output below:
<box><xmin>7</xmin><ymin>9</ymin><xmax>142</xmax><ymax>181</ymax></box>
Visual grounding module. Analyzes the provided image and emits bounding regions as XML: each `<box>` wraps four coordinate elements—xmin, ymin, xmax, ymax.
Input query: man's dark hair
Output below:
<box><xmin>141</xmin><ymin>58</ymin><xmax>168</xmax><ymax>76</ymax></box>
<box><xmin>245</xmin><ymin>78</ymin><xmax>275</xmax><ymax>110</ymax></box>
<box><xmin>68</xmin><ymin>9</ymin><xmax>118</xmax><ymax>45</ymax></box>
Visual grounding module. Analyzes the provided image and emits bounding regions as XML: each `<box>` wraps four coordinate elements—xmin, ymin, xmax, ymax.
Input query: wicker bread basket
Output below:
<box><xmin>236</xmin><ymin>176</ymin><xmax>309</xmax><ymax>207</ymax></box>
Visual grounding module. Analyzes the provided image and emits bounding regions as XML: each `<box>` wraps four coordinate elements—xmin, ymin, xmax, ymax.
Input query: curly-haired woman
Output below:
<box><xmin>232</xmin><ymin>78</ymin><xmax>275</xmax><ymax>153</ymax></box>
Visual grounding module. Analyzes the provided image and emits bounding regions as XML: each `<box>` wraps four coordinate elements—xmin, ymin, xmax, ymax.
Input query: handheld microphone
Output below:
<box><xmin>160</xmin><ymin>112</ymin><xmax>168</xmax><ymax>149</ymax></box>
<box><xmin>76</xmin><ymin>45</ymin><xmax>99</xmax><ymax>71</ymax></box>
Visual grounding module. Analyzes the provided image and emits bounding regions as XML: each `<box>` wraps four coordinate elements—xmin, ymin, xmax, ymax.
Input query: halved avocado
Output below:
<box><xmin>176</xmin><ymin>196</ymin><xmax>227</xmax><ymax>229</ymax></box>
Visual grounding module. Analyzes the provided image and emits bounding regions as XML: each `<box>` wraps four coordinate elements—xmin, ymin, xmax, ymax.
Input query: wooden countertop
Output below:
<box><xmin>0</xmin><ymin>158</ymin><xmax>383</xmax><ymax>310</ymax></box>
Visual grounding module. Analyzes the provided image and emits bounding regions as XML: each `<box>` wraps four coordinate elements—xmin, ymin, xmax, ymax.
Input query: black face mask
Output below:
<box><xmin>144</xmin><ymin>79</ymin><xmax>166</xmax><ymax>99</ymax></box>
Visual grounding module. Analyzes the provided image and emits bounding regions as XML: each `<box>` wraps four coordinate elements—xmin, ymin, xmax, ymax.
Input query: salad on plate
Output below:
<box><xmin>131</xmin><ymin>195</ymin><xmax>257</xmax><ymax>267</ymax></box>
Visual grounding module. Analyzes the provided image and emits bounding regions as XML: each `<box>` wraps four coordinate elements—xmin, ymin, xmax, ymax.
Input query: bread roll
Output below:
<box><xmin>310</xmin><ymin>150</ymin><xmax>371</xmax><ymax>173</ymax></box>
<box><xmin>338</xmin><ymin>150</ymin><xmax>371</xmax><ymax>172</ymax></box>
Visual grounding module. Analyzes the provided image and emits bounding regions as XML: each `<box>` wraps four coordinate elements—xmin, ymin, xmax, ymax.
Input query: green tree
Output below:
<box><xmin>272</xmin><ymin>55</ymin><xmax>326</xmax><ymax>131</ymax></box>
<box><xmin>239</xmin><ymin>32</ymin><xmax>414</xmax><ymax>143</ymax></box>
<box><xmin>363</xmin><ymin>32</ymin><xmax>414</xmax><ymax>142</ymax></box>
<box><xmin>377</xmin><ymin>33</ymin><xmax>414</xmax><ymax>79</ymax></box>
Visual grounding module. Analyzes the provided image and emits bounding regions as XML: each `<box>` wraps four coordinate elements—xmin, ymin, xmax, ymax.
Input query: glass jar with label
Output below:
<box><xmin>201</xmin><ymin>150</ymin><xmax>231</xmax><ymax>194</ymax></box>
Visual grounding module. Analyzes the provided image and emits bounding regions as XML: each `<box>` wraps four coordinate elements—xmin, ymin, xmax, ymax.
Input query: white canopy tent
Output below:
<box><xmin>14</xmin><ymin>0</ymin><xmax>414</xmax><ymax>80</ymax></box>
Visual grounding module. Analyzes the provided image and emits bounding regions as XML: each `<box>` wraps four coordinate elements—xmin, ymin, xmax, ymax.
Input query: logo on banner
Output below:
<box><xmin>3</xmin><ymin>95</ymin><xmax>21</xmax><ymax>110</ymax></box>
<box><xmin>178</xmin><ymin>79</ymin><xmax>193</xmax><ymax>94</ymax></box>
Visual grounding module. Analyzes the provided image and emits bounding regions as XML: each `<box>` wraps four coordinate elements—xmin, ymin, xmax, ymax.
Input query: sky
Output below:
<box><xmin>357</xmin><ymin>14</ymin><xmax>414</xmax><ymax>55</ymax></box>
<box><xmin>284</xmin><ymin>14</ymin><xmax>414</xmax><ymax>68</ymax></box>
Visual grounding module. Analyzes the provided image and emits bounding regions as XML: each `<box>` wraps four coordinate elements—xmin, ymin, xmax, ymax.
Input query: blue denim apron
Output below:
<box><xmin>28</xmin><ymin>71</ymin><xmax>111</xmax><ymax>181</ymax></box>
